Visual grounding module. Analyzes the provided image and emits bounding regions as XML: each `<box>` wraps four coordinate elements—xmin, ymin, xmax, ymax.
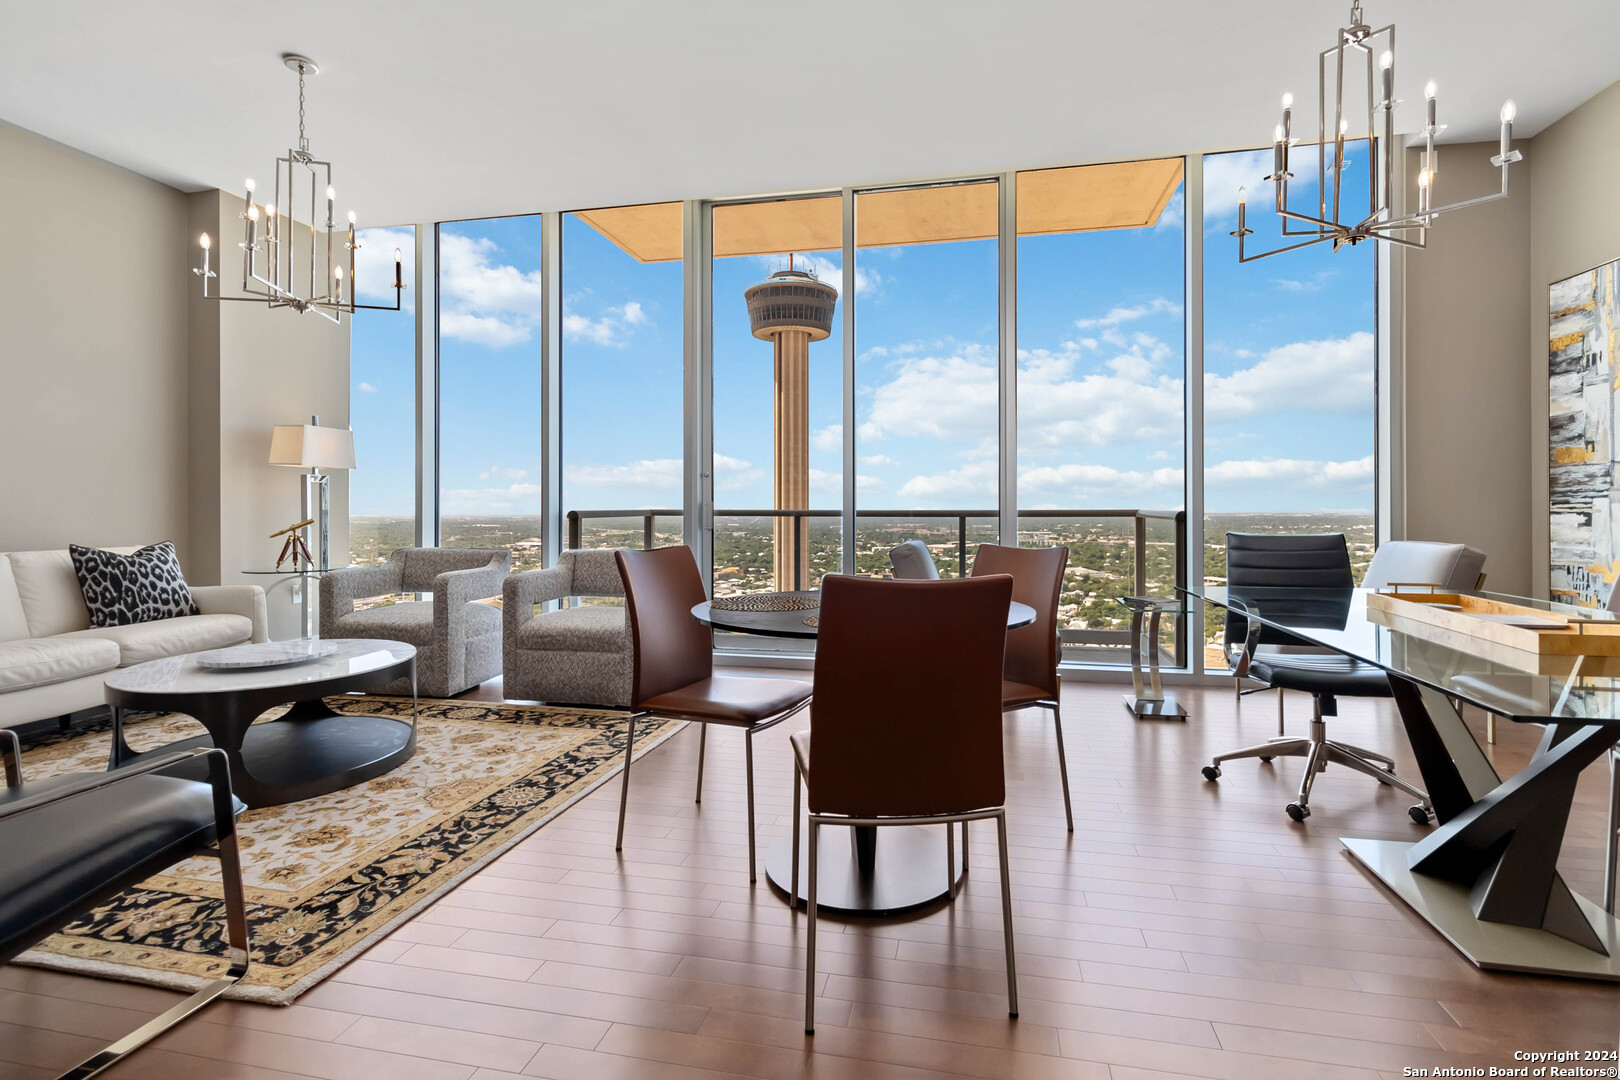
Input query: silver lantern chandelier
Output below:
<box><xmin>1232</xmin><ymin>0</ymin><xmax>1521</xmax><ymax>262</ymax></box>
<box><xmin>192</xmin><ymin>54</ymin><xmax>404</xmax><ymax>323</ymax></box>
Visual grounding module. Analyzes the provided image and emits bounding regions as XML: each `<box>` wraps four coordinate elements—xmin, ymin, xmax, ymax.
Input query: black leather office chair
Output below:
<box><xmin>1</xmin><ymin>728</ymin><xmax>250</xmax><ymax>1080</ymax></box>
<box><xmin>1202</xmin><ymin>533</ymin><xmax>1431</xmax><ymax>823</ymax></box>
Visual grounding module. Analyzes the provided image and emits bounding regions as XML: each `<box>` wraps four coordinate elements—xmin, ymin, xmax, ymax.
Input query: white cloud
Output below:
<box><xmin>566</xmin><ymin>457</ymin><xmax>683</xmax><ymax>492</ymax></box>
<box><xmin>435</xmin><ymin>231</ymin><xmax>544</xmax><ymax>347</ymax></box>
<box><xmin>1272</xmin><ymin>270</ymin><xmax>1336</xmax><ymax>293</ymax></box>
<box><xmin>563</xmin><ymin>454</ymin><xmax>763</xmax><ymax>496</ymax></box>
<box><xmin>1019</xmin><ymin>462</ymin><xmax>1183</xmax><ymax>500</ymax></box>
<box><xmin>1206</xmin><ymin>455</ymin><xmax>1374</xmax><ymax>487</ymax></box>
<box><xmin>898</xmin><ymin>460</ymin><xmax>997</xmax><ymax>501</ymax></box>
<box><xmin>1205</xmin><ymin>331</ymin><xmax>1373</xmax><ymax>422</ymax></box>
<box><xmin>812</xmin><ymin>424</ymin><xmax>843</xmax><ymax>453</ymax></box>
<box><xmin>1074</xmin><ymin>296</ymin><xmax>1181</xmax><ymax>330</ymax></box>
<box><xmin>478</xmin><ymin>466</ymin><xmax>529</xmax><ymax>481</ymax></box>
<box><xmin>357</xmin><ymin>381</ymin><xmax>378</xmax><ymax>393</ymax></box>
<box><xmin>441</xmin><ymin>312</ymin><xmax>531</xmax><ymax>348</ymax></box>
<box><xmin>860</xmin><ymin>454</ymin><xmax>898</xmax><ymax>467</ymax></box>
<box><xmin>440</xmin><ymin>482</ymin><xmax>542</xmax><ymax>514</ymax></box>
<box><xmin>859</xmin><ymin>345</ymin><xmax>999</xmax><ymax>443</ymax></box>
<box><xmin>561</xmin><ymin>299</ymin><xmax>650</xmax><ymax>347</ymax></box>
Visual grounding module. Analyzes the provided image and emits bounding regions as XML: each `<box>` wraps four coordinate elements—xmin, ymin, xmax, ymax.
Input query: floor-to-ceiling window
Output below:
<box><xmin>1202</xmin><ymin>145</ymin><xmax>1377</xmax><ymax>668</ymax></box>
<box><xmin>854</xmin><ymin>181</ymin><xmax>1000</xmax><ymax>578</ymax></box>
<box><xmin>437</xmin><ymin>215</ymin><xmax>546</xmax><ymax>569</ymax></box>
<box><xmin>1016</xmin><ymin>160</ymin><xmax>1187</xmax><ymax>662</ymax></box>
<box><xmin>348</xmin><ymin>226</ymin><xmax>416</xmax><ymax>569</ymax></box>
<box><xmin>359</xmin><ymin>144</ymin><xmax>1382</xmax><ymax>672</ymax></box>
<box><xmin>562</xmin><ymin>204</ymin><xmax>685</xmax><ymax>554</ymax></box>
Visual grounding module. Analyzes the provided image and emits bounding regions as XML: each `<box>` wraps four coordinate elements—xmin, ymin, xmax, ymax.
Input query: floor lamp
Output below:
<box><xmin>269</xmin><ymin>416</ymin><xmax>356</xmax><ymax>573</ymax></box>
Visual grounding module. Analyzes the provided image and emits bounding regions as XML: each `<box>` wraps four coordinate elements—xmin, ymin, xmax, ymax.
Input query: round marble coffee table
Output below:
<box><xmin>103</xmin><ymin>638</ymin><xmax>417</xmax><ymax>809</ymax></box>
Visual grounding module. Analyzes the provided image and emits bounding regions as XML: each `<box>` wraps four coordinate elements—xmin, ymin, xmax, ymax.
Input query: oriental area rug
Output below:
<box><xmin>12</xmin><ymin>697</ymin><xmax>679</xmax><ymax>1004</ymax></box>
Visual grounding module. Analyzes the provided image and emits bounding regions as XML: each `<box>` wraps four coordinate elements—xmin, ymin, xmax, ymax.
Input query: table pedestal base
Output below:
<box><xmin>1342</xmin><ymin>837</ymin><xmax>1620</xmax><ymax>980</ymax></box>
<box><xmin>765</xmin><ymin>825</ymin><xmax>964</xmax><ymax>916</ymax></box>
<box><xmin>115</xmin><ymin>703</ymin><xmax>416</xmax><ymax>809</ymax></box>
<box><xmin>1123</xmin><ymin>693</ymin><xmax>1187</xmax><ymax>719</ymax></box>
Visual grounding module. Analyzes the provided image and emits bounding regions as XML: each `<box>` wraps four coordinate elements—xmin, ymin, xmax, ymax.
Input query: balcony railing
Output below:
<box><xmin>566</xmin><ymin>507</ymin><xmax>1188</xmax><ymax>666</ymax></box>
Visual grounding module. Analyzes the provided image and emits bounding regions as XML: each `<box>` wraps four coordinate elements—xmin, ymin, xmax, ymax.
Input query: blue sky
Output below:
<box><xmin>349</xmin><ymin>149</ymin><xmax>1374</xmax><ymax>520</ymax></box>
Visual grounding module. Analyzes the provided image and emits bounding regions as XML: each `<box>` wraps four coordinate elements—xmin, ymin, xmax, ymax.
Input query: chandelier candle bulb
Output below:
<box><xmin>325</xmin><ymin>185</ymin><xmax>334</xmax><ymax>228</ymax></box>
<box><xmin>1281</xmin><ymin>94</ymin><xmax>1292</xmax><ymax>172</ymax></box>
<box><xmin>393</xmin><ymin>247</ymin><xmax>403</xmax><ymax>291</ymax></box>
<box><xmin>1380</xmin><ymin>50</ymin><xmax>1393</xmax><ymax>106</ymax></box>
<box><xmin>1500</xmin><ymin>99</ymin><xmax>1516</xmax><ymax>160</ymax></box>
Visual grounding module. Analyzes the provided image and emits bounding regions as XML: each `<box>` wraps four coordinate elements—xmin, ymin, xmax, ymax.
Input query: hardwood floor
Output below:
<box><xmin>2</xmin><ymin>676</ymin><xmax>1617</xmax><ymax>1079</ymax></box>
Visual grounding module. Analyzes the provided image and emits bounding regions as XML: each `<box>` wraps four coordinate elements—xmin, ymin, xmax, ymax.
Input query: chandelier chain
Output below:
<box><xmin>297</xmin><ymin>63</ymin><xmax>308</xmax><ymax>153</ymax></box>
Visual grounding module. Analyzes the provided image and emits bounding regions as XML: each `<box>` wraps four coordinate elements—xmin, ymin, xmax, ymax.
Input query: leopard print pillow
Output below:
<box><xmin>70</xmin><ymin>542</ymin><xmax>201</xmax><ymax>628</ymax></box>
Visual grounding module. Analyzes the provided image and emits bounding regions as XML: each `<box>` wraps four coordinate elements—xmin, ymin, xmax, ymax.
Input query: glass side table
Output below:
<box><xmin>243</xmin><ymin>566</ymin><xmax>347</xmax><ymax>640</ymax></box>
<box><xmin>1118</xmin><ymin>595</ymin><xmax>1187</xmax><ymax>719</ymax></box>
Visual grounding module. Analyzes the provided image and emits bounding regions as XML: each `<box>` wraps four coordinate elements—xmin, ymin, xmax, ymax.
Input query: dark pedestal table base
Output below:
<box><xmin>765</xmin><ymin>825</ymin><xmax>965</xmax><ymax>916</ymax></box>
<box><xmin>1342</xmin><ymin>837</ymin><xmax>1620</xmax><ymax>980</ymax></box>
<box><xmin>1340</xmin><ymin>673</ymin><xmax>1620</xmax><ymax>979</ymax></box>
<box><xmin>113</xmin><ymin>699</ymin><xmax>416</xmax><ymax>810</ymax></box>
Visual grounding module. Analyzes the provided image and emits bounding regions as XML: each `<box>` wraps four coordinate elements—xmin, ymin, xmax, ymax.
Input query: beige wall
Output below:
<box><xmin>1401</xmin><ymin>144</ymin><xmax>1533</xmax><ymax>595</ymax></box>
<box><xmin>1527</xmin><ymin>78</ymin><xmax>1620</xmax><ymax>598</ymax></box>
<box><xmin>188</xmin><ymin>192</ymin><xmax>350</xmax><ymax>641</ymax></box>
<box><xmin>0</xmin><ymin>123</ymin><xmax>348</xmax><ymax>639</ymax></box>
<box><xmin>0</xmin><ymin>122</ymin><xmax>192</xmax><ymax>557</ymax></box>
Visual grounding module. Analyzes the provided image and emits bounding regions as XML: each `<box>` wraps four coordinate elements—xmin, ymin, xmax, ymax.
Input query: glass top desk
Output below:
<box><xmin>1188</xmin><ymin>584</ymin><xmax>1620</xmax><ymax>980</ymax></box>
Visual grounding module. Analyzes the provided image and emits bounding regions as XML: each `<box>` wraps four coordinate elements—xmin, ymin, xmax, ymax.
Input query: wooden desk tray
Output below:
<box><xmin>1366</xmin><ymin>590</ymin><xmax>1620</xmax><ymax>658</ymax></box>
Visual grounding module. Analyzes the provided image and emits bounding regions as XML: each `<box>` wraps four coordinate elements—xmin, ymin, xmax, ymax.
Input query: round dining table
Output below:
<box><xmin>693</xmin><ymin>590</ymin><xmax>1036</xmax><ymax>916</ymax></box>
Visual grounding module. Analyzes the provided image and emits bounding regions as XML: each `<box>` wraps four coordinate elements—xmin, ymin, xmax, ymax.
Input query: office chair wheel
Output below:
<box><xmin>1201</xmin><ymin>765</ymin><xmax>1221</xmax><ymax>781</ymax></box>
<box><xmin>1408</xmin><ymin>804</ymin><xmax>1432</xmax><ymax>825</ymax></box>
<box><xmin>1285</xmin><ymin>802</ymin><xmax>1310</xmax><ymax>822</ymax></box>
<box><xmin>1258</xmin><ymin>755</ymin><xmax>1274</xmax><ymax>763</ymax></box>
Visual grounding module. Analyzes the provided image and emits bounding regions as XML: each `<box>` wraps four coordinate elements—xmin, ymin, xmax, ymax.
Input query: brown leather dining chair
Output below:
<box><xmin>615</xmin><ymin>546</ymin><xmax>813</xmax><ymax>882</ymax></box>
<box><xmin>791</xmin><ymin>573</ymin><xmax>1019</xmax><ymax>1034</ymax></box>
<box><xmin>971</xmin><ymin>543</ymin><xmax>1073</xmax><ymax>831</ymax></box>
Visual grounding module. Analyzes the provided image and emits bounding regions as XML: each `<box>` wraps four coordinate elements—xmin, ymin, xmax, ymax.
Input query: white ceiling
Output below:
<box><xmin>2</xmin><ymin>0</ymin><xmax>1616</xmax><ymax>226</ymax></box>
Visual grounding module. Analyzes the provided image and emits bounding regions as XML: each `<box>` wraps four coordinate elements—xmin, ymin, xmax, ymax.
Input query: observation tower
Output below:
<box><xmin>743</xmin><ymin>264</ymin><xmax>839</xmax><ymax>590</ymax></box>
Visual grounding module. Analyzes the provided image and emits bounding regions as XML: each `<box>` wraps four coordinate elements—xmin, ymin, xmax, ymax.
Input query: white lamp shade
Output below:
<box><xmin>269</xmin><ymin>424</ymin><xmax>356</xmax><ymax>470</ymax></box>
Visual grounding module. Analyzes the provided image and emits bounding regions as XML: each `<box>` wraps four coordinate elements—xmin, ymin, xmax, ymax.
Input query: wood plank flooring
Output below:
<box><xmin>2</xmin><ymin>676</ymin><xmax>1617</xmax><ymax>1079</ymax></box>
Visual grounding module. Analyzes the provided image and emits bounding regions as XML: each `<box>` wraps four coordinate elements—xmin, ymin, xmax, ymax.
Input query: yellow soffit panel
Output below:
<box><xmin>573</xmin><ymin>202</ymin><xmax>684</xmax><ymax>263</ymax></box>
<box><xmin>1016</xmin><ymin>158</ymin><xmax>1185</xmax><ymax>236</ymax></box>
<box><xmin>573</xmin><ymin>158</ymin><xmax>1184</xmax><ymax>262</ymax></box>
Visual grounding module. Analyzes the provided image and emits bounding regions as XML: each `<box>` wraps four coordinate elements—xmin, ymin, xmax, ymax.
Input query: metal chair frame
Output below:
<box><xmin>614</xmin><ymin>699</ymin><xmax>811</xmax><ymax>883</ymax></box>
<box><xmin>0</xmin><ymin>732</ymin><xmax>250</xmax><ymax>1080</ymax></box>
<box><xmin>1004</xmin><ymin>697</ymin><xmax>1072</xmax><ymax>831</ymax></box>
<box><xmin>789</xmin><ymin>754</ymin><xmax>1018</xmax><ymax>1035</ymax></box>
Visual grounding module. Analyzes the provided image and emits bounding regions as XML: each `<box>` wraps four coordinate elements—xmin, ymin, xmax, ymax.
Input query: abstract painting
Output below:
<box><xmin>1550</xmin><ymin>259</ymin><xmax>1620</xmax><ymax>607</ymax></box>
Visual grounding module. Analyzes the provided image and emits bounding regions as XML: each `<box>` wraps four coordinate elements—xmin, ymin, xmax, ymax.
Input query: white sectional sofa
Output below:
<box><xmin>0</xmin><ymin>547</ymin><xmax>268</xmax><ymax>728</ymax></box>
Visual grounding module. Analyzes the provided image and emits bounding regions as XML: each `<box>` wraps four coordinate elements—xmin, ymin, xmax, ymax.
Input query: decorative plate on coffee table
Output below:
<box><xmin>195</xmin><ymin>639</ymin><xmax>339</xmax><ymax>670</ymax></box>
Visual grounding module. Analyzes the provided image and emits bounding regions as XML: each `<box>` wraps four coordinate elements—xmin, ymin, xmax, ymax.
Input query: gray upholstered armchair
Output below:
<box><xmin>503</xmin><ymin>549</ymin><xmax>631</xmax><ymax>706</ymax></box>
<box><xmin>321</xmin><ymin>547</ymin><xmax>509</xmax><ymax>698</ymax></box>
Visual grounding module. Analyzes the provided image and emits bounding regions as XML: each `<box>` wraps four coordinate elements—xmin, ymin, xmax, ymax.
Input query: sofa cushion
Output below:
<box><xmin>517</xmin><ymin>605</ymin><xmax>630</xmax><ymax>655</ymax></box>
<box><xmin>8</xmin><ymin>549</ymin><xmax>97</xmax><ymax>638</ymax></box>
<box><xmin>0</xmin><ymin>637</ymin><xmax>121</xmax><ymax>693</ymax></box>
<box><xmin>71</xmin><ymin>542</ymin><xmax>199</xmax><ymax>628</ymax></box>
<box><xmin>333</xmin><ymin>600</ymin><xmax>500</xmax><ymax>648</ymax></box>
<box><xmin>0</xmin><ymin>558</ymin><xmax>30</xmax><ymax>643</ymax></box>
<box><xmin>61</xmin><ymin>614</ymin><xmax>253</xmax><ymax>667</ymax></box>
